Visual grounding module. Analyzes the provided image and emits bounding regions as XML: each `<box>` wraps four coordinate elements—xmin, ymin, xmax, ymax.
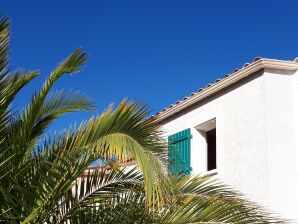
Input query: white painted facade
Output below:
<box><xmin>157</xmin><ymin>58</ymin><xmax>298</xmax><ymax>221</ymax></box>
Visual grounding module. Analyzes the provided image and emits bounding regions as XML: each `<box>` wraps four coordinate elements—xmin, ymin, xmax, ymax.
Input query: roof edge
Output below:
<box><xmin>156</xmin><ymin>58</ymin><xmax>298</xmax><ymax>123</ymax></box>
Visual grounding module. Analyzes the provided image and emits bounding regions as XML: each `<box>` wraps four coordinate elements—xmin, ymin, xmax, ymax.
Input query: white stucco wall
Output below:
<box><xmin>160</xmin><ymin>69</ymin><xmax>298</xmax><ymax>221</ymax></box>
<box><xmin>262</xmin><ymin>69</ymin><xmax>298</xmax><ymax>220</ymax></box>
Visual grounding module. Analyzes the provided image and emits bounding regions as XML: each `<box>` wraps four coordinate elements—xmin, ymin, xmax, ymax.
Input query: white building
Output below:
<box><xmin>154</xmin><ymin>57</ymin><xmax>298</xmax><ymax>221</ymax></box>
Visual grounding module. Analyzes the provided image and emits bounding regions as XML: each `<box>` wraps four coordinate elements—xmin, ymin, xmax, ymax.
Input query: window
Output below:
<box><xmin>196</xmin><ymin>118</ymin><xmax>217</xmax><ymax>172</ymax></box>
<box><xmin>206</xmin><ymin>128</ymin><xmax>216</xmax><ymax>171</ymax></box>
<box><xmin>168</xmin><ymin>128</ymin><xmax>191</xmax><ymax>176</ymax></box>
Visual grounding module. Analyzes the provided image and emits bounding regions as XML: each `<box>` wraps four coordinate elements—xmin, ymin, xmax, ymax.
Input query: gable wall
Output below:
<box><xmin>160</xmin><ymin>69</ymin><xmax>298</xmax><ymax>220</ymax></box>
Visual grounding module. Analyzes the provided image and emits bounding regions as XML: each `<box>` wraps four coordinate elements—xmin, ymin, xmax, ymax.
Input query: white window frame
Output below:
<box><xmin>192</xmin><ymin>118</ymin><xmax>218</xmax><ymax>176</ymax></box>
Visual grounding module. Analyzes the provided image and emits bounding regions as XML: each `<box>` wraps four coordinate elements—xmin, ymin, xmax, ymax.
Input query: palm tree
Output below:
<box><xmin>0</xmin><ymin>15</ymin><xmax>286</xmax><ymax>223</ymax></box>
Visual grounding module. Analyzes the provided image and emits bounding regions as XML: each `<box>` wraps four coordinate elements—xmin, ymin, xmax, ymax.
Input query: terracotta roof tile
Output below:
<box><xmin>233</xmin><ymin>69</ymin><xmax>240</xmax><ymax>73</ymax></box>
<box><xmin>152</xmin><ymin>57</ymin><xmax>296</xmax><ymax>119</ymax></box>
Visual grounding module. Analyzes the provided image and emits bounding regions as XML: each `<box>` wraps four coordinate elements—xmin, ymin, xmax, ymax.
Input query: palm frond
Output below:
<box><xmin>0</xmin><ymin>15</ymin><xmax>9</xmax><ymax>74</ymax></box>
<box><xmin>9</xmin><ymin>49</ymin><xmax>89</xmax><ymax>171</ymax></box>
<box><xmin>22</xmin><ymin>100</ymin><xmax>170</xmax><ymax>221</ymax></box>
<box><xmin>0</xmin><ymin>70</ymin><xmax>39</xmax><ymax>109</ymax></box>
<box><xmin>29</xmin><ymin>90</ymin><xmax>94</xmax><ymax>142</ymax></box>
<box><xmin>70</xmin><ymin>100</ymin><xmax>172</xmax><ymax>209</ymax></box>
<box><xmin>54</xmin><ymin>167</ymin><xmax>145</xmax><ymax>223</ymax></box>
<box><xmin>161</xmin><ymin>175</ymin><xmax>286</xmax><ymax>224</ymax></box>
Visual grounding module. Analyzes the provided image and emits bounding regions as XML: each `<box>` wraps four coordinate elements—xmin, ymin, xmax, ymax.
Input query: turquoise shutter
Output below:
<box><xmin>168</xmin><ymin>128</ymin><xmax>191</xmax><ymax>176</ymax></box>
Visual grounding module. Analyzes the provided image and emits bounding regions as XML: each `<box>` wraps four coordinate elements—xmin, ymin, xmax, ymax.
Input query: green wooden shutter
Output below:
<box><xmin>168</xmin><ymin>128</ymin><xmax>191</xmax><ymax>176</ymax></box>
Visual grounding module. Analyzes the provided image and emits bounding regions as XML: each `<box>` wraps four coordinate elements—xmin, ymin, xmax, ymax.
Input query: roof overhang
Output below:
<box><xmin>156</xmin><ymin>58</ymin><xmax>298</xmax><ymax>123</ymax></box>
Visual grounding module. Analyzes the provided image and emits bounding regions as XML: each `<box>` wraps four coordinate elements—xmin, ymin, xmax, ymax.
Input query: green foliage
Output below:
<box><xmin>0</xmin><ymin>15</ymin><xmax>286</xmax><ymax>223</ymax></box>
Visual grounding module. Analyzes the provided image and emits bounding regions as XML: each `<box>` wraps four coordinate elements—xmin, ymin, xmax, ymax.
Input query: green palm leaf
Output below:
<box><xmin>160</xmin><ymin>175</ymin><xmax>285</xmax><ymax>223</ymax></box>
<box><xmin>0</xmin><ymin>15</ymin><xmax>9</xmax><ymax>74</ymax></box>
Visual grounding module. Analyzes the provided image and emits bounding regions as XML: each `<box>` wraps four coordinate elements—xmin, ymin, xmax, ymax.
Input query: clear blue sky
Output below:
<box><xmin>2</xmin><ymin>0</ymin><xmax>298</xmax><ymax>132</ymax></box>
